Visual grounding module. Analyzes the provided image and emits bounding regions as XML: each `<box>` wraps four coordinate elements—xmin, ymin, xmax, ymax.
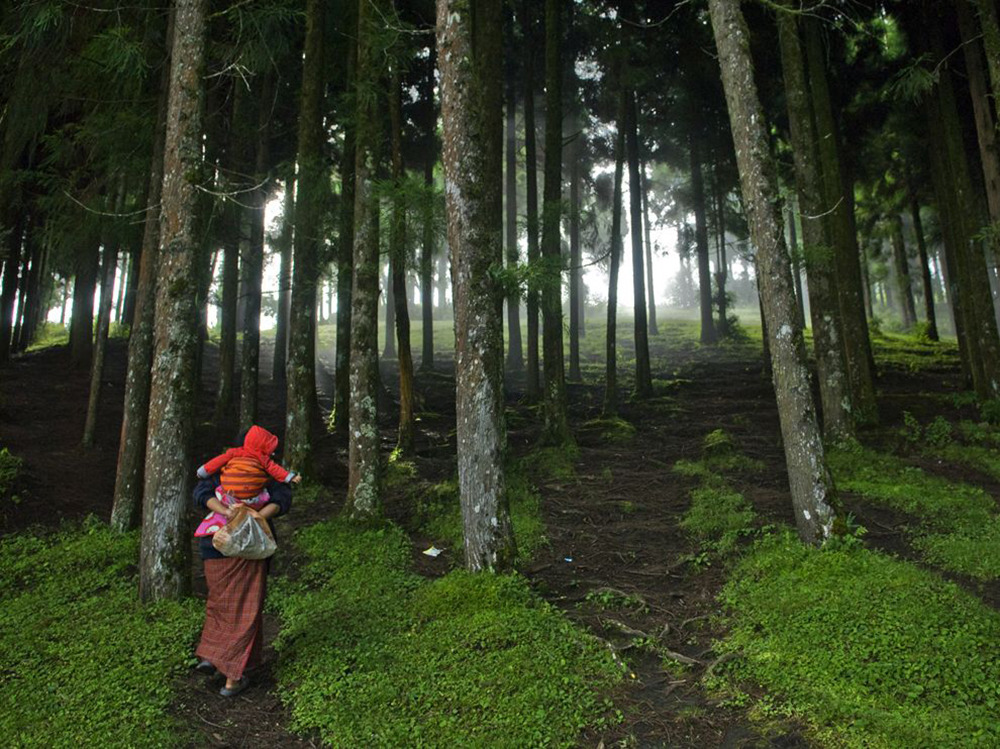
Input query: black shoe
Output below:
<box><xmin>195</xmin><ymin>659</ymin><xmax>216</xmax><ymax>675</ymax></box>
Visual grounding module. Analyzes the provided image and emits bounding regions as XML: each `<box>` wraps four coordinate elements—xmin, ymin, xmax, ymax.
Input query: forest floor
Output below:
<box><xmin>1</xmin><ymin>317</ymin><xmax>996</xmax><ymax>747</ymax></box>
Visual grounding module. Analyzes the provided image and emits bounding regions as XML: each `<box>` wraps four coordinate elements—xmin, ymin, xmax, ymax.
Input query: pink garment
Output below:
<box><xmin>194</xmin><ymin>488</ymin><xmax>271</xmax><ymax>538</ymax></box>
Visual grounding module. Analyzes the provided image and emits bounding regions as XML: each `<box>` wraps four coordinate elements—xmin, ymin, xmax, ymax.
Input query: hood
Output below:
<box><xmin>243</xmin><ymin>425</ymin><xmax>279</xmax><ymax>459</ymax></box>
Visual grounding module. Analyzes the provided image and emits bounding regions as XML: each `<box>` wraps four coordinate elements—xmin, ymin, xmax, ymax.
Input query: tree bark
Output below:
<box><xmin>285</xmin><ymin>0</ymin><xmax>325</xmax><ymax>472</ymax></box>
<box><xmin>786</xmin><ymin>199</ymin><xmax>807</xmax><ymax>329</ymax></box>
<box><xmin>568</xmin><ymin>125</ymin><xmax>582</xmax><ymax>382</ymax></box>
<box><xmin>641</xmin><ymin>158</ymin><xmax>658</xmax><ymax>336</ymax></box>
<box><xmin>214</xmin><ymin>203</ymin><xmax>239</xmax><ymax>423</ymax></box>
<box><xmin>803</xmin><ymin>19</ymin><xmax>877</xmax><ymax>424</ymax></box>
<box><xmin>420</xmin><ymin>46</ymin><xmax>437</xmax><ymax>373</ymax></box>
<box><xmin>139</xmin><ymin>0</ymin><xmax>206</xmax><ymax>601</ymax></box>
<box><xmin>626</xmin><ymin>90</ymin><xmax>653</xmax><ymax>397</ymax></box>
<box><xmin>541</xmin><ymin>0</ymin><xmax>569</xmax><ymax>443</ymax></box>
<box><xmin>240</xmin><ymin>86</ymin><xmax>271</xmax><ymax>432</ymax></box>
<box><xmin>16</xmin><ymin>232</ymin><xmax>47</xmax><ymax>352</ymax></box>
<box><xmin>438</xmin><ymin>0</ymin><xmax>517</xmax><ymax>572</ymax></box>
<box><xmin>383</xmin><ymin>259</ymin><xmax>396</xmax><ymax>358</ymax></box>
<box><xmin>910</xmin><ymin>198</ymin><xmax>939</xmax><ymax>340</ymax></box>
<box><xmin>69</xmin><ymin>234</ymin><xmax>100</xmax><ymax>367</ymax></box>
<box><xmin>83</xmin><ymin>186</ymin><xmax>124</xmax><ymax>448</ymax></box>
<box><xmin>111</xmin><ymin>18</ymin><xmax>172</xmax><ymax>532</ymax></box>
<box><xmin>389</xmin><ymin>66</ymin><xmax>415</xmax><ymax>455</ymax></box>
<box><xmin>690</xmin><ymin>131</ymin><xmax>717</xmax><ymax>345</ymax></box>
<box><xmin>505</xmin><ymin>17</ymin><xmax>524</xmax><ymax>373</ymax></box>
<box><xmin>521</xmin><ymin>0</ymin><xmax>540</xmax><ymax>399</ymax></box>
<box><xmin>712</xmin><ymin>163</ymin><xmax>728</xmax><ymax>336</ymax></box>
<box><xmin>0</xmin><ymin>212</ymin><xmax>24</xmax><ymax>363</ymax></box>
<box><xmin>708</xmin><ymin>0</ymin><xmax>838</xmax><ymax>544</ymax></box>
<box><xmin>890</xmin><ymin>213</ymin><xmax>917</xmax><ymax>330</ymax></box>
<box><xmin>273</xmin><ymin>173</ymin><xmax>295</xmax><ymax>382</ymax></box>
<box><xmin>346</xmin><ymin>0</ymin><xmax>384</xmax><ymax>518</ymax></box>
<box><xmin>778</xmin><ymin>8</ymin><xmax>853</xmax><ymax>440</ymax></box>
<box><xmin>603</xmin><ymin>87</ymin><xmax>627</xmax><ymax>417</ymax></box>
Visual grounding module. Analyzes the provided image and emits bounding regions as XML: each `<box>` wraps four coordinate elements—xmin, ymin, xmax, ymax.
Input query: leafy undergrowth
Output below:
<box><xmin>674</xmin><ymin>430</ymin><xmax>760</xmax><ymax>560</ymax></box>
<box><xmin>0</xmin><ymin>520</ymin><xmax>202</xmax><ymax>747</ymax></box>
<box><xmin>715</xmin><ymin>531</ymin><xmax>1000</xmax><ymax>748</ymax></box>
<box><xmin>390</xmin><ymin>457</ymin><xmax>548</xmax><ymax>567</ymax></box>
<box><xmin>0</xmin><ymin>446</ymin><xmax>23</xmax><ymax>501</ymax></box>
<box><xmin>827</xmin><ymin>442</ymin><xmax>1000</xmax><ymax>579</ymax></box>
<box><xmin>269</xmin><ymin>519</ymin><xmax>622</xmax><ymax>747</ymax></box>
<box><xmin>870</xmin><ymin>331</ymin><xmax>960</xmax><ymax>373</ymax></box>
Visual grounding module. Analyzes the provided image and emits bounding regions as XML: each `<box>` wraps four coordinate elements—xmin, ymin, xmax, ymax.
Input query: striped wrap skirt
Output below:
<box><xmin>195</xmin><ymin>557</ymin><xmax>268</xmax><ymax>681</ymax></box>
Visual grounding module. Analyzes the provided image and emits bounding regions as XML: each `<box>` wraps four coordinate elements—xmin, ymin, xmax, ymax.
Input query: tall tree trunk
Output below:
<box><xmin>709</xmin><ymin>0</ymin><xmax>838</xmax><ymax>544</ymax></box>
<box><xmin>541</xmin><ymin>0</ymin><xmax>569</xmax><ymax>443</ymax></box>
<box><xmin>111</xmin><ymin>18</ymin><xmax>172</xmax><ymax>532</ymax></box>
<box><xmin>17</xmin><ymin>235</ymin><xmax>47</xmax><ymax>351</ymax></box>
<box><xmin>786</xmin><ymin>199</ymin><xmax>807</xmax><ymax>329</ymax></box>
<box><xmin>0</xmin><ymin>213</ymin><xmax>24</xmax><ymax>363</ymax></box>
<box><xmin>139</xmin><ymin>0</ymin><xmax>207</xmax><ymax>601</ymax></box>
<box><xmin>626</xmin><ymin>90</ymin><xmax>653</xmax><ymax>397</ymax></box>
<box><xmin>927</xmin><ymin>12</ymin><xmax>1000</xmax><ymax>397</ymax></box>
<box><xmin>389</xmin><ymin>65</ymin><xmax>415</xmax><ymax>455</ymax></box>
<box><xmin>273</xmin><ymin>173</ymin><xmax>295</xmax><ymax>382</ymax></box>
<box><xmin>713</xmin><ymin>163</ymin><xmax>728</xmax><ymax>336</ymax></box>
<box><xmin>438</xmin><ymin>0</ymin><xmax>516</xmax><ymax>572</ymax></box>
<box><xmin>911</xmin><ymin>198</ymin><xmax>939</xmax><ymax>340</ymax></box>
<box><xmin>285</xmin><ymin>0</ymin><xmax>325</xmax><ymax>472</ymax></box>
<box><xmin>959</xmin><ymin>0</ymin><xmax>1000</xmax><ymax>277</ymax></box>
<box><xmin>383</xmin><ymin>259</ymin><xmax>396</xmax><ymax>358</ymax></box>
<box><xmin>346</xmin><ymin>0</ymin><xmax>384</xmax><ymax>518</ymax></box>
<box><xmin>505</xmin><ymin>18</ymin><xmax>524</xmax><ymax>373</ymax></box>
<box><xmin>641</xmin><ymin>158</ymin><xmax>659</xmax><ymax>336</ymax></box>
<box><xmin>83</xmin><ymin>187</ymin><xmax>124</xmax><ymax>447</ymax></box>
<box><xmin>603</xmin><ymin>87</ymin><xmax>627</xmax><ymax>417</ymax></box>
<box><xmin>690</xmin><ymin>132</ymin><xmax>717</xmax><ymax>345</ymax></box>
<box><xmin>122</xmin><ymin>242</ymin><xmax>140</xmax><ymax>328</ymax></box>
<box><xmin>778</xmin><ymin>8</ymin><xmax>853</xmax><ymax>440</ymax></box>
<box><xmin>568</xmin><ymin>125</ymin><xmax>582</xmax><ymax>382</ymax></box>
<box><xmin>69</xmin><ymin>234</ymin><xmax>100</xmax><ymax>367</ymax></box>
<box><xmin>214</xmin><ymin>203</ymin><xmax>239</xmax><ymax>423</ymax></box>
<box><xmin>890</xmin><ymin>214</ymin><xmax>917</xmax><ymax>330</ymax></box>
<box><xmin>240</xmin><ymin>87</ymin><xmax>271</xmax><ymax>432</ymax></box>
<box><xmin>333</xmin><ymin>3</ymin><xmax>358</xmax><ymax>430</ymax></box>
<box><xmin>420</xmin><ymin>47</ymin><xmax>436</xmax><ymax>372</ymax></box>
<box><xmin>521</xmin><ymin>0</ymin><xmax>540</xmax><ymax>399</ymax></box>
<box><xmin>804</xmin><ymin>19</ymin><xmax>877</xmax><ymax>423</ymax></box>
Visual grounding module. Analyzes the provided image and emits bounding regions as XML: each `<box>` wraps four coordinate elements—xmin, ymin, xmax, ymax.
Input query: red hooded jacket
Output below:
<box><xmin>198</xmin><ymin>426</ymin><xmax>296</xmax><ymax>499</ymax></box>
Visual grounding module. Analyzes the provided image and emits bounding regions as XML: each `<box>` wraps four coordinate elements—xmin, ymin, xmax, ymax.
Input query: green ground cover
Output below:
<box><xmin>269</xmin><ymin>518</ymin><xmax>622</xmax><ymax>748</ymax></box>
<box><xmin>716</xmin><ymin>531</ymin><xmax>1000</xmax><ymax>748</ymax></box>
<box><xmin>827</xmin><ymin>442</ymin><xmax>1000</xmax><ymax>580</ymax></box>
<box><xmin>0</xmin><ymin>521</ymin><xmax>202</xmax><ymax>747</ymax></box>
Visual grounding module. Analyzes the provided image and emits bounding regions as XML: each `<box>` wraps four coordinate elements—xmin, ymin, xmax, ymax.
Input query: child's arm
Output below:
<box><xmin>197</xmin><ymin>449</ymin><xmax>238</xmax><ymax>478</ymax></box>
<box><xmin>263</xmin><ymin>457</ymin><xmax>301</xmax><ymax>484</ymax></box>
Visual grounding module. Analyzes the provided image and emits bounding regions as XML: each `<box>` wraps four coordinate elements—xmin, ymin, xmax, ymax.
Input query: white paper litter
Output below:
<box><xmin>423</xmin><ymin>546</ymin><xmax>443</xmax><ymax>558</ymax></box>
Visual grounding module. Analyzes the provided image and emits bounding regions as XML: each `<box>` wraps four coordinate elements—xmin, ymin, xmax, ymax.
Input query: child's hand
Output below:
<box><xmin>292</xmin><ymin>474</ymin><xmax>303</xmax><ymax>485</ymax></box>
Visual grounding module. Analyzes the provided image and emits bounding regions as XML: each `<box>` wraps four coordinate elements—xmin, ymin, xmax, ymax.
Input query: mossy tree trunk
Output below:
<box><xmin>438</xmin><ymin>0</ymin><xmax>517</xmax><ymax>572</ymax></box>
<box><xmin>111</xmin><ymin>21</ymin><xmax>171</xmax><ymax>532</ymax></box>
<box><xmin>777</xmin><ymin>7</ymin><xmax>853</xmax><ymax>440</ymax></box>
<box><xmin>541</xmin><ymin>0</ymin><xmax>569</xmax><ymax>443</ymax></box>
<box><xmin>708</xmin><ymin>0</ymin><xmax>838</xmax><ymax>544</ymax></box>
<box><xmin>803</xmin><ymin>19</ymin><xmax>877</xmax><ymax>424</ymax></box>
<box><xmin>346</xmin><ymin>0</ymin><xmax>384</xmax><ymax>519</ymax></box>
<box><xmin>568</xmin><ymin>121</ymin><xmax>582</xmax><ymax>383</ymax></box>
<box><xmin>890</xmin><ymin>214</ymin><xmax>917</xmax><ymax>330</ymax></box>
<box><xmin>139</xmin><ymin>0</ymin><xmax>207</xmax><ymax>601</ymax></box>
<box><xmin>642</xmin><ymin>159</ymin><xmax>658</xmax><ymax>336</ymax></box>
<box><xmin>285</xmin><ymin>0</ymin><xmax>325</xmax><ymax>472</ymax></box>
